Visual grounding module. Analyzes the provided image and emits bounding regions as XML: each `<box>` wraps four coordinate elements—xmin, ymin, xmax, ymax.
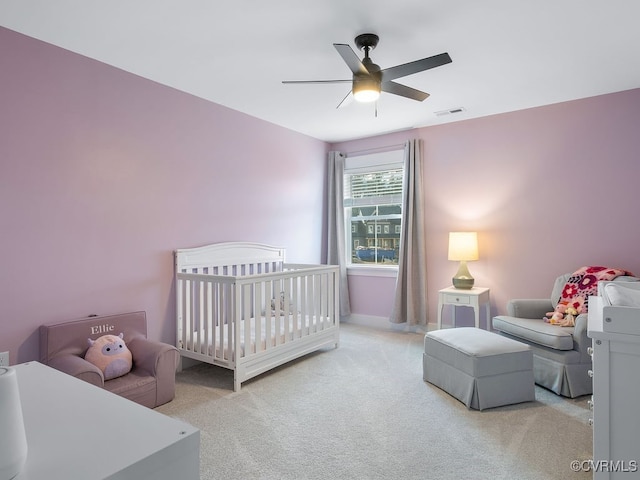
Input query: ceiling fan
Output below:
<box><xmin>282</xmin><ymin>33</ymin><xmax>452</xmax><ymax>108</ymax></box>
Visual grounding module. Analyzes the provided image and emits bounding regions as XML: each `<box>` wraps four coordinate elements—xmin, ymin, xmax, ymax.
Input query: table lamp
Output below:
<box><xmin>448</xmin><ymin>231</ymin><xmax>479</xmax><ymax>289</ymax></box>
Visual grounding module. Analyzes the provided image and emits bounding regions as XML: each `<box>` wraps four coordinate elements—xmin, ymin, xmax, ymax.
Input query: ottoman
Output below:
<box><xmin>423</xmin><ymin>327</ymin><xmax>535</xmax><ymax>410</ymax></box>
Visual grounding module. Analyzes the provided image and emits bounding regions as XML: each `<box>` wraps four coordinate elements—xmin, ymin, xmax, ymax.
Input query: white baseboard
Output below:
<box><xmin>342</xmin><ymin>313</ymin><xmax>432</xmax><ymax>333</ymax></box>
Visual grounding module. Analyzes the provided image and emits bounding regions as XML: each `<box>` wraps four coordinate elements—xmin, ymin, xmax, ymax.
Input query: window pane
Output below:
<box><xmin>344</xmin><ymin>161</ymin><xmax>404</xmax><ymax>267</ymax></box>
<box><xmin>348</xmin><ymin>205</ymin><xmax>401</xmax><ymax>265</ymax></box>
<box><xmin>347</xmin><ymin>169</ymin><xmax>404</xmax><ymax>199</ymax></box>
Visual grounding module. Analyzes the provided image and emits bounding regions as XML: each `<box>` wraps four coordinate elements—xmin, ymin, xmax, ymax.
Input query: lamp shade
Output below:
<box><xmin>448</xmin><ymin>232</ymin><xmax>479</xmax><ymax>261</ymax></box>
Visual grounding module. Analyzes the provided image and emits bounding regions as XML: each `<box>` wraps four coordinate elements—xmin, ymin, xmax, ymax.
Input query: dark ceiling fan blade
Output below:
<box><xmin>380</xmin><ymin>52</ymin><xmax>452</xmax><ymax>82</ymax></box>
<box><xmin>381</xmin><ymin>81</ymin><xmax>430</xmax><ymax>101</ymax></box>
<box><xmin>282</xmin><ymin>79</ymin><xmax>351</xmax><ymax>84</ymax></box>
<box><xmin>333</xmin><ymin>43</ymin><xmax>369</xmax><ymax>76</ymax></box>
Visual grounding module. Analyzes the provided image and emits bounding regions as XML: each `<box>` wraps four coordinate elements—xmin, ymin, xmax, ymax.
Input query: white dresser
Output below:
<box><xmin>13</xmin><ymin>361</ymin><xmax>200</xmax><ymax>480</ymax></box>
<box><xmin>588</xmin><ymin>293</ymin><xmax>640</xmax><ymax>479</ymax></box>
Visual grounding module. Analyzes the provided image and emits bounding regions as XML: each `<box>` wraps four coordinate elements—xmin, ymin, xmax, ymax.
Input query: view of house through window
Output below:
<box><xmin>343</xmin><ymin>150</ymin><xmax>404</xmax><ymax>266</ymax></box>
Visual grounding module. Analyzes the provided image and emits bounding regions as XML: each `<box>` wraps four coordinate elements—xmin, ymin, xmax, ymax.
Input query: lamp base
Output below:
<box><xmin>452</xmin><ymin>276</ymin><xmax>474</xmax><ymax>289</ymax></box>
<box><xmin>452</xmin><ymin>260</ymin><xmax>474</xmax><ymax>289</ymax></box>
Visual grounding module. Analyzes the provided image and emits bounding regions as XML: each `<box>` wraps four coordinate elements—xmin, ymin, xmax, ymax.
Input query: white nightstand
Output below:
<box><xmin>437</xmin><ymin>286</ymin><xmax>491</xmax><ymax>330</ymax></box>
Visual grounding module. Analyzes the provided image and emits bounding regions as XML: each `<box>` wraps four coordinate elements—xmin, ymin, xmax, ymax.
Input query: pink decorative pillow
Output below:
<box><xmin>84</xmin><ymin>333</ymin><xmax>132</xmax><ymax>380</ymax></box>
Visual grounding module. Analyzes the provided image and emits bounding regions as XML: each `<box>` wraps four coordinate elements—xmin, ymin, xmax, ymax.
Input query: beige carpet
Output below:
<box><xmin>156</xmin><ymin>323</ymin><xmax>593</xmax><ymax>480</ymax></box>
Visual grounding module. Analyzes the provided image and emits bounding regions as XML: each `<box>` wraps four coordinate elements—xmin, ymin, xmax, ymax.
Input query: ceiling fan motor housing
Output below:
<box><xmin>354</xmin><ymin>33</ymin><xmax>379</xmax><ymax>52</ymax></box>
<box><xmin>352</xmin><ymin>34</ymin><xmax>382</xmax><ymax>101</ymax></box>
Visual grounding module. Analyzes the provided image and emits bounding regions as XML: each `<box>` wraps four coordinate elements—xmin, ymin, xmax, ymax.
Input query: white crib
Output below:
<box><xmin>174</xmin><ymin>242</ymin><xmax>340</xmax><ymax>391</ymax></box>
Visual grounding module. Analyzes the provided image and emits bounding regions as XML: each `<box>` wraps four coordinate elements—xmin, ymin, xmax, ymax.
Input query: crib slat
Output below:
<box><xmin>232</xmin><ymin>282</ymin><xmax>237</xmax><ymax>360</ymax></box>
<box><xmin>217</xmin><ymin>282</ymin><xmax>225</xmax><ymax>360</ymax></box>
<box><xmin>252</xmin><ymin>283</ymin><xmax>258</xmax><ymax>351</ymax></box>
<box><xmin>243</xmin><ymin>283</ymin><xmax>251</xmax><ymax>358</ymax></box>
<box><xmin>265</xmin><ymin>280</ymin><xmax>273</xmax><ymax>350</ymax></box>
<box><xmin>176</xmin><ymin>277</ymin><xmax>183</xmax><ymax>349</ymax></box>
<box><xmin>204</xmin><ymin>280</ymin><xmax>211</xmax><ymax>357</ymax></box>
<box><xmin>316</xmin><ymin>273</ymin><xmax>324</xmax><ymax>330</ymax></box>
<box><xmin>196</xmin><ymin>279</ymin><xmax>203</xmax><ymax>354</ymax></box>
<box><xmin>306</xmin><ymin>274</ymin><xmax>315</xmax><ymax>334</ymax></box>
<box><xmin>314</xmin><ymin>274</ymin><xmax>320</xmax><ymax>333</ymax></box>
<box><xmin>273</xmin><ymin>278</ymin><xmax>281</xmax><ymax>347</ymax></box>
<box><xmin>326</xmin><ymin>271</ymin><xmax>334</xmax><ymax>328</ymax></box>
<box><xmin>213</xmin><ymin>282</ymin><xmax>221</xmax><ymax>360</ymax></box>
<box><xmin>291</xmin><ymin>276</ymin><xmax>299</xmax><ymax>339</ymax></box>
<box><xmin>185</xmin><ymin>278</ymin><xmax>192</xmax><ymax>350</ymax></box>
<box><xmin>282</xmin><ymin>276</ymin><xmax>291</xmax><ymax>342</ymax></box>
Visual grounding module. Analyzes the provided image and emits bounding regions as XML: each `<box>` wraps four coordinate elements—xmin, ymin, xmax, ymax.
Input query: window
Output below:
<box><xmin>343</xmin><ymin>150</ymin><xmax>404</xmax><ymax>267</ymax></box>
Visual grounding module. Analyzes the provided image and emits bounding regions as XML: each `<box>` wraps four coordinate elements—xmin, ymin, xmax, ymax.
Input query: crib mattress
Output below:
<box><xmin>180</xmin><ymin>314</ymin><xmax>328</xmax><ymax>358</ymax></box>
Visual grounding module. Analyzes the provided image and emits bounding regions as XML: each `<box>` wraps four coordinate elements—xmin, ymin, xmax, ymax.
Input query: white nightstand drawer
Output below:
<box><xmin>444</xmin><ymin>294</ymin><xmax>470</xmax><ymax>305</ymax></box>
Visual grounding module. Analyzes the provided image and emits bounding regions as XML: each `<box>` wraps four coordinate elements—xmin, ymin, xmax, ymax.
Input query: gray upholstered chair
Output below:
<box><xmin>40</xmin><ymin>311</ymin><xmax>179</xmax><ymax>408</ymax></box>
<box><xmin>492</xmin><ymin>273</ymin><xmax>638</xmax><ymax>398</ymax></box>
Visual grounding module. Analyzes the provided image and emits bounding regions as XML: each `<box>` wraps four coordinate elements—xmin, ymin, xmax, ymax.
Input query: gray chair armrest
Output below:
<box><xmin>128</xmin><ymin>337</ymin><xmax>179</xmax><ymax>406</ymax></box>
<box><xmin>48</xmin><ymin>354</ymin><xmax>104</xmax><ymax>387</ymax></box>
<box><xmin>506</xmin><ymin>299</ymin><xmax>554</xmax><ymax>319</ymax></box>
<box><xmin>128</xmin><ymin>337</ymin><xmax>179</xmax><ymax>375</ymax></box>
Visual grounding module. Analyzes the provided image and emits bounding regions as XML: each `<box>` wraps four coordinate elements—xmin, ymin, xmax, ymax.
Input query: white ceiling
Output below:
<box><xmin>2</xmin><ymin>1</ymin><xmax>640</xmax><ymax>143</ymax></box>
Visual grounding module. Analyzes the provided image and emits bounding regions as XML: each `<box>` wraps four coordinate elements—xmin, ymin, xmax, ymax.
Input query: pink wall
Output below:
<box><xmin>3</xmin><ymin>27</ymin><xmax>639</xmax><ymax>362</ymax></box>
<box><xmin>333</xmin><ymin>88</ymin><xmax>640</xmax><ymax>327</ymax></box>
<box><xmin>0</xmin><ymin>28</ymin><xmax>328</xmax><ymax>363</ymax></box>
<box><xmin>347</xmin><ymin>275</ymin><xmax>397</xmax><ymax>318</ymax></box>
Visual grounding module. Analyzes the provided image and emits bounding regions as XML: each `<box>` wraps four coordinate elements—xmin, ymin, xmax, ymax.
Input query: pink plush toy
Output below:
<box><xmin>544</xmin><ymin>302</ymin><xmax>582</xmax><ymax>327</ymax></box>
<box><xmin>544</xmin><ymin>302</ymin><xmax>569</xmax><ymax>324</ymax></box>
<box><xmin>84</xmin><ymin>333</ymin><xmax>133</xmax><ymax>380</ymax></box>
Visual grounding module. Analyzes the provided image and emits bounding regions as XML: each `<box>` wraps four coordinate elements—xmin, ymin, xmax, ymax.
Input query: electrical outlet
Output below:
<box><xmin>0</xmin><ymin>351</ymin><xmax>9</xmax><ymax>366</ymax></box>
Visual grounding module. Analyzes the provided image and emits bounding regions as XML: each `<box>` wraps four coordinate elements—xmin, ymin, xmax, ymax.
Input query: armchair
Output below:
<box><xmin>493</xmin><ymin>273</ymin><xmax>638</xmax><ymax>398</ymax></box>
<box><xmin>40</xmin><ymin>311</ymin><xmax>179</xmax><ymax>408</ymax></box>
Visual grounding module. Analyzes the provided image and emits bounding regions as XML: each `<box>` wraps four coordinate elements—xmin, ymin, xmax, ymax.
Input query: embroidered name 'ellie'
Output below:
<box><xmin>90</xmin><ymin>324</ymin><xmax>115</xmax><ymax>335</ymax></box>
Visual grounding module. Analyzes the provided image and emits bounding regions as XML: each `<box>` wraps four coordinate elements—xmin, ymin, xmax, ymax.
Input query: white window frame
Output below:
<box><xmin>343</xmin><ymin>149</ymin><xmax>404</xmax><ymax>276</ymax></box>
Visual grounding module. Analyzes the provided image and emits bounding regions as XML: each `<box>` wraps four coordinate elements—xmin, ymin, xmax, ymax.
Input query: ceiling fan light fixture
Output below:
<box><xmin>352</xmin><ymin>77</ymin><xmax>380</xmax><ymax>103</ymax></box>
<box><xmin>283</xmin><ymin>34</ymin><xmax>451</xmax><ymax>109</ymax></box>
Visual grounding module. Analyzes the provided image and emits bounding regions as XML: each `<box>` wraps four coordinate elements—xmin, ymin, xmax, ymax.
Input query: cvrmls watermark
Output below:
<box><xmin>571</xmin><ymin>459</ymin><xmax>638</xmax><ymax>473</ymax></box>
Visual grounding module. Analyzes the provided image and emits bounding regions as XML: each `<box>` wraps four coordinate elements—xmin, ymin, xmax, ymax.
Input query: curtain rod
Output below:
<box><xmin>345</xmin><ymin>143</ymin><xmax>405</xmax><ymax>157</ymax></box>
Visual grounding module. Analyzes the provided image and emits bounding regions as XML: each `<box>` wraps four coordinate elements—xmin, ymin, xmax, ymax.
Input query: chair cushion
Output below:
<box><xmin>492</xmin><ymin>315</ymin><xmax>574</xmax><ymax>350</ymax></box>
<box><xmin>104</xmin><ymin>370</ymin><xmax>157</xmax><ymax>408</ymax></box>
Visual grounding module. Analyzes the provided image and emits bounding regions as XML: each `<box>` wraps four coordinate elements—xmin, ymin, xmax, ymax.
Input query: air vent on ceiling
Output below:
<box><xmin>435</xmin><ymin>107</ymin><xmax>466</xmax><ymax>117</ymax></box>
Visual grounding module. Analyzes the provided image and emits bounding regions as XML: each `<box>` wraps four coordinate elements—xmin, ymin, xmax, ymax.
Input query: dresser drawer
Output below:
<box><xmin>444</xmin><ymin>294</ymin><xmax>470</xmax><ymax>305</ymax></box>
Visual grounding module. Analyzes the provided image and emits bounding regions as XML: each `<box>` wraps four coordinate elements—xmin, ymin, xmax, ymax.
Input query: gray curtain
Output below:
<box><xmin>390</xmin><ymin>139</ymin><xmax>428</xmax><ymax>325</ymax></box>
<box><xmin>327</xmin><ymin>151</ymin><xmax>351</xmax><ymax>316</ymax></box>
